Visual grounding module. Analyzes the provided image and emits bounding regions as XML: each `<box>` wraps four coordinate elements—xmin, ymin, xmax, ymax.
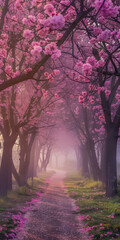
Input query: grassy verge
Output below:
<box><xmin>0</xmin><ymin>171</ymin><xmax>54</xmax><ymax>239</ymax></box>
<box><xmin>65</xmin><ymin>173</ymin><xmax>120</xmax><ymax>240</ymax></box>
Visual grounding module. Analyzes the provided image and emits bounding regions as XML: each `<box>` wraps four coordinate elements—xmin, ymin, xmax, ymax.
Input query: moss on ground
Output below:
<box><xmin>65</xmin><ymin>173</ymin><xmax>120</xmax><ymax>240</ymax></box>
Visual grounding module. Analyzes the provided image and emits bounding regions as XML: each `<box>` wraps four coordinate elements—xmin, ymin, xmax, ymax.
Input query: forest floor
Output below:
<box><xmin>14</xmin><ymin>170</ymin><xmax>88</xmax><ymax>240</ymax></box>
<box><xmin>65</xmin><ymin>172</ymin><xmax>120</xmax><ymax>240</ymax></box>
<box><xmin>0</xmin><ymin>172</ymin><xmax>53</xmax><ymax>240</ymax></box>
<box><xmin>1</xmin><ymin>171</ymin><xmax>119</xmax><ymax>240</ymax></box>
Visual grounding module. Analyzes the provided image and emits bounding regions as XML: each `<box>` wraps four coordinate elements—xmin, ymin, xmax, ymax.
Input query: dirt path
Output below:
<box><xmin>15</xmin><ymin>171</ymin><xmax>88</xmax><ymax>240</ymax></box>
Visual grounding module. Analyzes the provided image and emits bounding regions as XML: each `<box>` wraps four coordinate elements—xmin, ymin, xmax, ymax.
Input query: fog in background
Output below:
<box><xmin>48</xmin><ymin>126</ymin><xmax>78</xmax><ymax>171</ymax></box>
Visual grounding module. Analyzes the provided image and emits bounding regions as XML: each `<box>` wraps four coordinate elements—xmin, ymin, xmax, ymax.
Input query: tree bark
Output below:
<box><xmin>12</xmin><ymin>161</ymin><xmax>21</xmax><ymax>186</ymax></box>
<box><xmin>19</xmin><ymin>133</ymin><xmax>36</xmax><ymax>186</ymax></box>
<box><xmin>87</xmin><ymin>139</ymin><xmax>101</xmax><ymax>181</ymax></box>
<box><xmin>81</xmin><ymin>144</ymin><xmax>89</xmax><ymax>177</ymax></box>
<box><xmin>105</xmin><ymin>127</ymin><xmax>118</xmax><ymax>197</ymax></box>
<box><xmin>101</xmin><ymin>141</ymin><xmax>106</xmax><ymax>184</ymax></box>
<box><xmin>0</xmin><ymin>139</ymin><xmax>12</xmax><ymax>196</ymax></box>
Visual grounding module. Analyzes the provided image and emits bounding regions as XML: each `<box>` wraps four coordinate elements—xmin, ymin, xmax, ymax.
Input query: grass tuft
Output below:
<box><xmin>65</xmin><ymin>173</ymin><xmax>120</xmax><ymax>240</ymax></box>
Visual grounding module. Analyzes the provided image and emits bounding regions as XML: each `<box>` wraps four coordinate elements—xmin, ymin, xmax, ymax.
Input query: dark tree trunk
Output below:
<box><xmin>105</xmin><ymin>127</ymin><xmax>118</xmax><ymax>197</ymax></box>
<box><xmin>19</xmin><ymin>133</ymin><xmax>27</xmax><ymax>175</ymax></box>
<box><xmin>82</xmin><ymin>108</ymin><xmax>101</xmax><ymax>180</ymax></box>
<box><xmin>101</xmin><ymin>141</ymin><xmax>106</xmax><ymax>184</ymax></box>
<box><xmin>0</xmin><ymin>140</ymin><xmax>12</xmax><ymax>196</ymax></box>
<box><xmin>19</xmin><ymin>133</ymin><xmax>36</xmax><ymax>186</ymax></box>
<box><xmin>28</xmin><ymin>139</ymin><xmax>41</xmax><ymax>178</ymax></box>
<box><xmin>12</xmin><ymin>161</ymin><xmax>21</xmax><ymax>186</ymax></box>
<box><xmin>81</xmin><ymin>144</ymin><xmax>89</xmax><ymax>177</ymax></box>
<box><xmin>87</xmin><ymin>139</ymin><xmax>101</xmax><ymax>181</ymax></box>
<box><xmin>28</xmin><ymin>145</ymin><xmax>35</xmax><ymax>179</ymax></box>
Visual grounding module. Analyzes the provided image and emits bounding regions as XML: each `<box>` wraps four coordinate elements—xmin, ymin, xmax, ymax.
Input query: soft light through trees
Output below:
<box><xmin>0</xmin><ymin>0</ymin><xmax>120</xmax><ymax>198</ymax></box>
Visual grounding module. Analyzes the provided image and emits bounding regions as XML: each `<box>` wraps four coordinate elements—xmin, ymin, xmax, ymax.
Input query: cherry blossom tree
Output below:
<box><xmin>0</xmin><ymin>0</ymin><xmax>120</xmax><ymax>198</ymax></box>
<box><xmin>0</xmin><ymin>78</ymin><xmax>58</xmax><ymax>195</ymax></box>
<box><xmin>70</xmin><ymin>0</ymin><xmax>120</xmax><ymax>197</ymax></box>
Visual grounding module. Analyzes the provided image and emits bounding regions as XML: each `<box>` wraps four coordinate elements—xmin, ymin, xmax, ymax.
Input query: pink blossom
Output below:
<box><xmin>97</xmin><ymin>30</ymin><xmax>111</xmax><ymax>42</ymax></box>
<box><xmin>44</xmin><ymin>42</ymin><xmax>57</xmax><ymax>55</ymax></box>
<box><xmin>55</xmin><ymin>93</ymin><xmax>58</xmax><ymax>98</ymax></box>
<box><xmin>89</xmin><ymin>84</ymin><xmax>93</xmax><ymax>90</ymax></box>
<box><xmin>31</xmin><ymin>45</ymin><xmax>42</xmax><ymax>58</ymax></box>
<box><xmin>28</xmin><ymin>15</ymin><xmax>36</xmax><ymax>22</ymax></box>
<box><xmin>51</xmin><ymin>49</ymin><xmax>61</xmax><ymax>59</ymax></box>
<box><xmin>116</xmin><ymin>94</ymin><xmax>120</xmax><ymax>99</ymax></box>
<box><xmin>108</xmin><ymin>215</ymin><xmax>114</xmax><ymax>218</ymax></box>
<box><xmin>107</xmin><ymin>232</ymin><xmax>112</xmax><ymax>235</ymax></box>
<box><xmin>99</xmin><ymin>114</ymin><xmax>105</xmax><ymax>122</ymax></box>
<box><xmin>44</xmin><ymin>4</ymin><xmax>56</xmax><ymax>16</ymax></box>
<box><xmin>86</xmin><ymin>57</ymin><xmax>97</xmax><ymax>68</ymax></box>
<box><xmin>96</xmin><ymin>60</ymin><xmax>105</xmax><ymax>68</ymax></box>
<box><xmin>56</xmin><ymin>33</ymin><xmax>63</xmax><ymax>40</ymax></box>
<box><xmin>41</xmin><ymin>14</ymin><xmax>65</xmax><ymax>30</ymax></box>
<box><xmin>108</xmin><ymin>6</ymin><xmax>120</xmax><ymax>17</ymax></box>
<box><xmin>0</xmin><ymin>49</ymin><xmax>7</xmax><ymax>58</ymax></box>
<box><xmin>90</xmin><ymin>99</ymin><xmax>95</xmax><ymax>104</ymax></box>
<box><xmin>90</xmin><ymin>37</ymin><xmax>98</xmax><ymax>45</ymax></box>
<box><xmin>23</xmin><ymin>29</ymin><xmax>33</xmax><ymax>40</ymax></box>
<box><xmin>78</xmin><ymin>96</ymin><xmax>84</xmax><ymax>104</ymax></box>
<box><xmin>40</xmin><ymin>40</ymin><xmax>45</xmax><ymax>46</ymax></box>
<box><xmin>0</xmin><ymin>61</ymin><xmax>3</xmax><ymax>68</ymax></box>
<box><xmin>99</xmin><ymin>50</ymin><xmax>107</xmax><ymax>59</ymax></box>
<box><xmin>82</xmin><ymin>91</ymin><xmax>87</xmax><ymax>96</ymax></box>
<box><xmin>44</xmin><ymin>72</ymin><xmax>49</xmax><ymax>77</ymax></box>
<box><xmin>24</xmin><ymin>67</ymin><xmax>32</xmax><ymax>73</ymax></box>
<box><xmin>82</xmin><ymin>63</ymin><xmax>92</xmax><ymax>76</ymax></box>
<box><xmin>93</xmin><ymin>0</ymin><xmax>119</xmax><ymax>18</ymax></box>
<box><xmin>1</xmin><ymin>33</ymin><xmax>8</xmax><ymax>41</ymax></box>
<box><xmin>53</xmin><ymin>69</ymin><xmax>60</xmax><ymax>75</ymax></box>
<box><xmin>60</xmin><ymin>0</ymin><xmax>70</xmax><ymax>7</ymax></box>
<box><xmin>40</xmin><ymin>66</ymin><xmax>44</xmax><ymax>70</ymax></box>
<box><xmin>37</xmin><ymin>13</ymin><xmax>44</xmax><ymax>19</ymax></box>
<box><xmin>22</xmin><ymin>15</ymin><xmax>36</xmax><ymax>26</ymax></box>
<box><xmin>31</xmin><ymin>41</ymin><xmax>40</xmax><ymax>47</ymax></box>
<box><xmin>116</xmin><ymin>30</ymin><xmax>120</xmax><ymax>39</ymax></box>
<box><xmin>75</xmin><ymin>60</ymin><xmax>83</xmax><ymax>68</ymax></box>
<box><xmin>93</xmin><ymin>27</ymin><xmax>102</xmax><ymax>35</ymax></box>
<box><xmin>5</xmin><ymin>65</ymin><xmax>13</xmax><ymax>75</ymax></box>
<box><xmin>32</xmin><ymin>0</ymin><xmax>41</xmax><ymax>7</ymax></box>
<box><xmin>105</xmin><ymin>90</ymin><xmax>111</xmax><ymax>96</ymax></box>
<box><xmin>99</xmin><ymin>226</ymin><xmax>104</xmax><ymax>229</ymax></box>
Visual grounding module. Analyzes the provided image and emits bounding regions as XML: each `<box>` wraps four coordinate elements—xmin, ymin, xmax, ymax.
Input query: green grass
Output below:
<box><xmin>0</xmin><ymin>171</ymin><xmax>54</xmax><ymax>239</ymax></box>
<box><xmin>65</xmin><ymin>172</ymin><xmax>120</xmax><ymax>240</ymax></box>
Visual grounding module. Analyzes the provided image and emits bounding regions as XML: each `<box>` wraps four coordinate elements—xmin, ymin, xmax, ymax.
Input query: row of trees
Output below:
<box><xmin>0</xmin><ymin>0</ymin><xmax>120</xmax><ymax>197</ymax></box>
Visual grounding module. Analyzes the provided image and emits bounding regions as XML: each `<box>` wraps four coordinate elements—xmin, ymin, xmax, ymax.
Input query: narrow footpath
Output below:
<box><xmin>15</xmin><ymin>171</ymin><xmax>88</xmax><ymax>240</ymax></box>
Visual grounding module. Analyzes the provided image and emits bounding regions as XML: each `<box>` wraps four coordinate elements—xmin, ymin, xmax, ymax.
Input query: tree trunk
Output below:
<box><xmin>87</xmin><ymin>139</ymin><xmax>101</xmax><ymax>181</ymax></box>
<box><xmin>81</xmin><ymin>144</ymin><xmax>89</xmax><ymax>177</ymax></box>
<box><xmin>28</xmin><ymin>139</ymin><xmax>41</xmax><ymax>178</ymax></box>
<box><xmin>101</xmin><ymin>141</ymin><xmax>106</xmax><ymax>184</ymax></box>
<box><xmin>0</xmin><ymin>140</ymin><xmax>12</xmax><ymax>196</ymax></box>
<box><xmin>12</xmin><ymin>161</ymin><xmax>21</xmax><ymax>186</ymax></box>
<box><xmin>19</xmin><ymin>133</ymin><xmax>36</xmax><ymax>186</ymax></box>
<box><xmin>19</xmin><ymin>133</ymin><xmax>27</xmax><ymax>175</ymax></box>
<box><xmin>105</xmin><ymin>127</ymin><xmax>118</xmax><ymax>197</ymax></box>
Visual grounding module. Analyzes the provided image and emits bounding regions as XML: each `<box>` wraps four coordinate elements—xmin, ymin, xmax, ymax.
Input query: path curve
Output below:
<box><xmin>15</xmin><ymin>171</ymin><xmax>88</xmax><ymax>240</ymax></box>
